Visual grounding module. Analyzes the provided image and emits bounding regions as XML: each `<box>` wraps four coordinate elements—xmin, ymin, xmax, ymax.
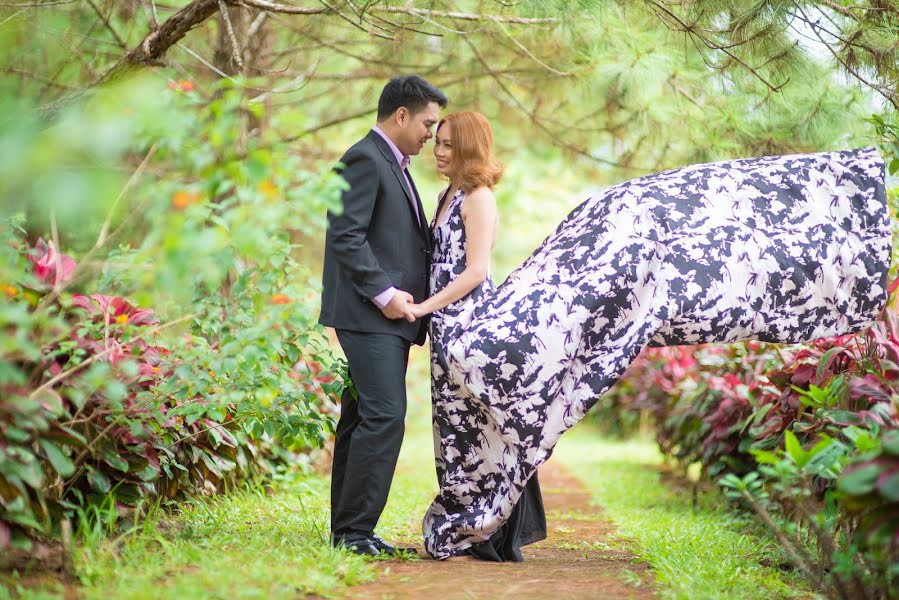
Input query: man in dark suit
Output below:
<box><xmin>319</xmin><ymin>76</ymin><xmax>447</xmax><ymax>556</ymax></box>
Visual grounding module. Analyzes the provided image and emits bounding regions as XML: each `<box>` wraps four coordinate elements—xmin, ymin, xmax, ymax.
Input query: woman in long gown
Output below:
<box><xmin>407</xmin><ymin>112</ymin><xmax>546</xmax><ymax>562</ymax></box>
<box><xmin>409</xmin><ymin>112</ymin><xmax>891</xmax><ymax>561</ymax></box>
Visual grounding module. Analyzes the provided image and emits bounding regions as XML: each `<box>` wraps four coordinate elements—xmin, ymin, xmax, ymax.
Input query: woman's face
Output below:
<box><xmin>433</xmin><ymin>123</ymin><xmax>454</xmax><ymax>179</ymax></box>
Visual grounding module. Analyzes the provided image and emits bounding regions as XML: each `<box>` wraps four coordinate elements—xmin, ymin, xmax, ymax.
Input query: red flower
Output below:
<box><xmin>167</xmin><ymin>80</ymin><xmax>195</xmax><ymax>92</ymax></box>
<box><xmin>28</xmin><ymin>239</ymin><xmax>77</xmax><ymax>287</ymax></box>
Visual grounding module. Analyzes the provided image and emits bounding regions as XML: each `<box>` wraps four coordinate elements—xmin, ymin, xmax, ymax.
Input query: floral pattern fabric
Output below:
<box><xmin>423</xmin><ymin>148</ymin><xmax>890</xmax><ymax>559</ymax></box>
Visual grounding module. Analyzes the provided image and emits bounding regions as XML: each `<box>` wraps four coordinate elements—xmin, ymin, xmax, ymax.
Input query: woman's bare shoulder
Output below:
<box><xmin>461</xmin><ymin>187</ymin><xmax>497</xmax><ymax>224</ymax></box>
<box><xmin>464</xmin><ymin>186</ymin><xmax>496</xmax><ymax>205</ymax></box>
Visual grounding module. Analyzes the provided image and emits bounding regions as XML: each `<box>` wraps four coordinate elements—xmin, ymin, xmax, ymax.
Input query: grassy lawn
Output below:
<box><xmin>554</xmin><ymin>423</ymin><xmax>814</xmax><ymax>600</ymax></box>
<box><xmin>1</xmin><ymin>350</ymin><xmax>437</xmax><ymax>600</ymax></box>
<box><xmin>1</xmin><ymin>430</ymin><xmax>436</xmax><ymax>600</ymax></box>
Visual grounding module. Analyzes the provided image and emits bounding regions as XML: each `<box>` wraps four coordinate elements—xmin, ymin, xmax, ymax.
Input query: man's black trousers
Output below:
<box><xmin>330</xmin><ymin>329</ymin><xmax>410</xmax><ymax>538</ymax></box>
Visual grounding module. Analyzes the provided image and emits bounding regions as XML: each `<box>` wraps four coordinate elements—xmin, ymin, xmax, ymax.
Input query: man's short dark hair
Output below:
<box><xmin>377</xmin><ymin>75</ymin><xmax>448</xmax><ymax>121</ymax></box>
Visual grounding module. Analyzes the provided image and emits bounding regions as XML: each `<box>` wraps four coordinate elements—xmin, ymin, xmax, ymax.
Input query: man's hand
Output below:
<box><xmin>381</xmin><ymin>290</ymin><xmax>415</xmax><ymax>321</ymax></box>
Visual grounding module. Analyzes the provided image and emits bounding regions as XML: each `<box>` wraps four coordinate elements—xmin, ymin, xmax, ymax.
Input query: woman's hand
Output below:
<box><xmin>404</xmin><ymin>303</ymin><xmax>429</xmax><ymax>323</ymax></box>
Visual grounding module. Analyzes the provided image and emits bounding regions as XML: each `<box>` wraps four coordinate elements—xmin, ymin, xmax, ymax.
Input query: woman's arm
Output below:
<box><xmin>407</xmin><ymin>188</ymin><xmax>497</xmax><ymax>321</ymax></box>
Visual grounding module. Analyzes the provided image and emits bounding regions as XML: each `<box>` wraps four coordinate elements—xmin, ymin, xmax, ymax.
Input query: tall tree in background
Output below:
<box><xmin>0</xmin><ymin>0</ymin><xmax>892</xmax><ymax>184</ymax></box>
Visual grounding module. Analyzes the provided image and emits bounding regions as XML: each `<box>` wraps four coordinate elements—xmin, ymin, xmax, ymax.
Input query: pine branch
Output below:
<box><xmin>85</xmin><ymin>0</ymin><xmax>128</xmax><ymax>50</ymax></box>
<box><xmin>32</xmin><ymin>0</ymin><xmax>565</xmax><ymax>118</ymax></box>
<box><xmin>318</xmin><ymin>0</ymin><xmax>394</xmax><ymax>40</ymax></box>
<box><xmin>38</xmin><ymin>0</ymin><xmax>221</xmax><ymax>115</ymax></box>
<box><xmin>142</xmin><ymin>0</ymin><xmax>159</xmax><ymax>29</ymax></box>
<box><xmin>817</xmin><ymin>0</ymin><xmax>860</xmax><ymax>19</ymax></box>
<box><xmin>645</xmin><ymin>0</ymin><xmax>789</xmax><ymax>92</ymax></box>
<box><xmin>4</xmin><ymin>66</ymin><xmax>77</xmax><ymax>90</ymax></box>
<box><xmin>490</xmin><ymin>15</ymin><xmax>570</xmax><ymax>76</ymax></box>
<box><xmin>265</xmin><ymin>11</ymin><xmax>437</xmax><ymax>70</ymax></box>
<box><xmin>238</xmin><ymin>0</ymin><xmax>560</xmax><ymax>24</ymax></box>
<box><xmin>462</xmin><ymin>34</ymin><xmax>648</xmax><ymax>171</ymax></box>
<box><xmin>373</xmin><ymin>5</ymin><xmax>560</xmax><ymax>24</ymax></box>
<box><xmin>792</xmin><ymin>2</ymin><xmax>898</xmax><ymax>109</ymax></box>
<box><xmin>0</xmin><ymin>0</ymin><xmax>78</xmax><ymax>5</ymax></box>
<box><xmin>237</xmin><ymin>0</ymin><xmax>326</xmax><ymax>14</ymax></box>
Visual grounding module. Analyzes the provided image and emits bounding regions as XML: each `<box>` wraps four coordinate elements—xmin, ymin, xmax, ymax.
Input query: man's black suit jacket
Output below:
<box><xmin>319</xmin><ymin>130</ymin><xmax>431</xmax><ymax>346</ymax></box>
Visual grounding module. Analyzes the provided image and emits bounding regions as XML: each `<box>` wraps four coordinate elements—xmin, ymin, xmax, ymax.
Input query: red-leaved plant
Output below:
<box><xmin>0</xmin><ymin>236</ymin><xmax>339</xmax><ymax>555</ymax></box>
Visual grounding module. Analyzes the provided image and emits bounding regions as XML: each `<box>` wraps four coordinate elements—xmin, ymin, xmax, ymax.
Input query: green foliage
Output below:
<box><xmin>633</xmin><ymin>0</ymin><xmax>899</xmax><ymax>110</ymax></box>
<box><xmin>607</xmin><ymin>315</ymin><xmax>899</xmax><ymax>597</ymax></box>
<box><xmin>3</xmin><ymin>478</ymin><xmax>375</xmax><ymax>599</ymax></box>
<box><xmin>0</xmin><ymin>388</ymin><xmax>439</xmax><ymax>599</ymax></box>
<box><xmin>1</xmin><ymin>0</ymin><xmax>897</xmax><ymax>588</ymax></box>
<box><xmin>0</xmin><ymin>0</ymin><xmax>882</xmax><ymax>187</ymax></box>
<box><xmin>869</xmin><ymin>113</ymin><xmax>899</xmax><ymax>176</ymax></box>
<box><xmin>0</xmin><ymin>75</ymin><xmax>344</xmax><ymax>553</ymax></box>
<box><xmin>838</xmin><ymin>429</ymin><xmax>899</xmax><ymax>546</ymax></box>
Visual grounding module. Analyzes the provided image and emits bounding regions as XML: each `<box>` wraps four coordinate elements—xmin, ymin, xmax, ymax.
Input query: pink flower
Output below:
<box><xmin>71</xmin><ymin>294</ymin><xmax>159</xmax><ymax>326</ymax></box>
<box><xmin>28</xmin><ymin>239</ymin><xmax>77</xmax><ymax>286</ymax></box>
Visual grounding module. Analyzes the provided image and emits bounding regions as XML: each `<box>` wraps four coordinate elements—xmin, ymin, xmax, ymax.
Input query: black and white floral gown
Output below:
<box><xmin>423</xmin><ymin>148</ymin><xmax>891</xmax><ymax>560</ymax></box>
<box><xmin>427</xmin><ymin>188</ymin><xmax>547</xmax><ymax>562</ymax></box>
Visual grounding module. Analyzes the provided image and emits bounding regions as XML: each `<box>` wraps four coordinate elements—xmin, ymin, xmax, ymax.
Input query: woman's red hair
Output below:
<box><xmin>437</xmin><ymin>112</ymin><xmax>503</xmax><ymax>193</ymax></box>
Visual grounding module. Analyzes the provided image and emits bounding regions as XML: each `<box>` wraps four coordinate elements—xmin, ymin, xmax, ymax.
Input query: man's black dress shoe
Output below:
<box><xmin>333</xmin><ymin>535</ymin><xmax>380</xmax><ymax>557</ymax></box>
<box><xmin>371</xmin><ymin>534</ymin><xmax>417</xmax><ymax>556</ymax></box>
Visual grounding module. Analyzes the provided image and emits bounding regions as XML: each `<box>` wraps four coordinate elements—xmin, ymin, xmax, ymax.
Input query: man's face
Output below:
<box><xmin>396</xmin><ymin>101</ymin><xmax>440</xmax><ymax>156</ymax></box>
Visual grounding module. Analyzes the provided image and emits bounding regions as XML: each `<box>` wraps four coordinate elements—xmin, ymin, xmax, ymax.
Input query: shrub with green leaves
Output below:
<box><xmin>1</xmin><ymin>75</ymin><xmax>345</xmax><ymax>554</ymax></box>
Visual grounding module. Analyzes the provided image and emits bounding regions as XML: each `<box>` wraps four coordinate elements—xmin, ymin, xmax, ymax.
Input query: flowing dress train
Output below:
<box><xmin>423</xmin><ymin>148</ymin><xmax>890</xmax><ymax>559</ymax></box>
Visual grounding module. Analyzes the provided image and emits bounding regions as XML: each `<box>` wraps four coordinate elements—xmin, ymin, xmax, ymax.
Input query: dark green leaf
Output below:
<box><xmin>87</xmin><ymin>468</ymin><xmax>110</xmax><ymax>493</ymax></box>
<box><xmin>5</xmin><ymin>426</ymin><xmax>29</xmax><ymax>443</ymax></box>
<box><xmin>882</xmin><ymin>430</ymin><xmax>899</xmax><ymax>456</ymax></box>
<box><xmin>104</xmin><ymin>453</ymin><xmax>130</xmax><ymax>473</ymax></box>
<box><xmin>878</xmin><ymin>472</ymin><xmax>899</xmax><ymax>501</ymax></box>
<box><xmin>137</xmin><ymin>463</ymin><xmax>160</xmax><ymax>482</ymax></box>
<box><xmin>839</xmin><ymin>464</ymin><xmax>881</xmax><ymax>496</ymax></box>
<box><xmin>39</xmin><ymin>440</ymin><xmax>75</xmax><ymax>477</ymax></box>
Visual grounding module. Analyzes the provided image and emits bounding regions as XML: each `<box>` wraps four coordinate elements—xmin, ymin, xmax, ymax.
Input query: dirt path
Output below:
<box><xmin>348</xmin><ymin>458</ymin><xmax>657</xmax><ymax>600</ymax></box>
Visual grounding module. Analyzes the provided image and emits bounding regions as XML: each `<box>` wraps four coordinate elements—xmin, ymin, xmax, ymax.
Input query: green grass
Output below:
<box><xmin>1</xmin><ymin>417</ymin><xmax>437</xmax><ymax>600</ymax></box>
<box><xmin>554</xmin><ymin>424</ymin><xmax>815</xmax><ymax>600</ymax></box>
<box><xmin>2</xmin><ymin>476</ymin><xmax>373</xmax><ymax>599</ymax></box>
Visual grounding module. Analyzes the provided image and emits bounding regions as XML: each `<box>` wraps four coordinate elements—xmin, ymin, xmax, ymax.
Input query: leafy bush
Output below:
<box><xmin>606</xmin><ymin>314</ymin><xmax>899</xmax><ymax>597</ymax></box>
<box><xmin>1</xmin><ymin>75</ymin><xmax>344</xmax><ymax>554</ymax></box>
